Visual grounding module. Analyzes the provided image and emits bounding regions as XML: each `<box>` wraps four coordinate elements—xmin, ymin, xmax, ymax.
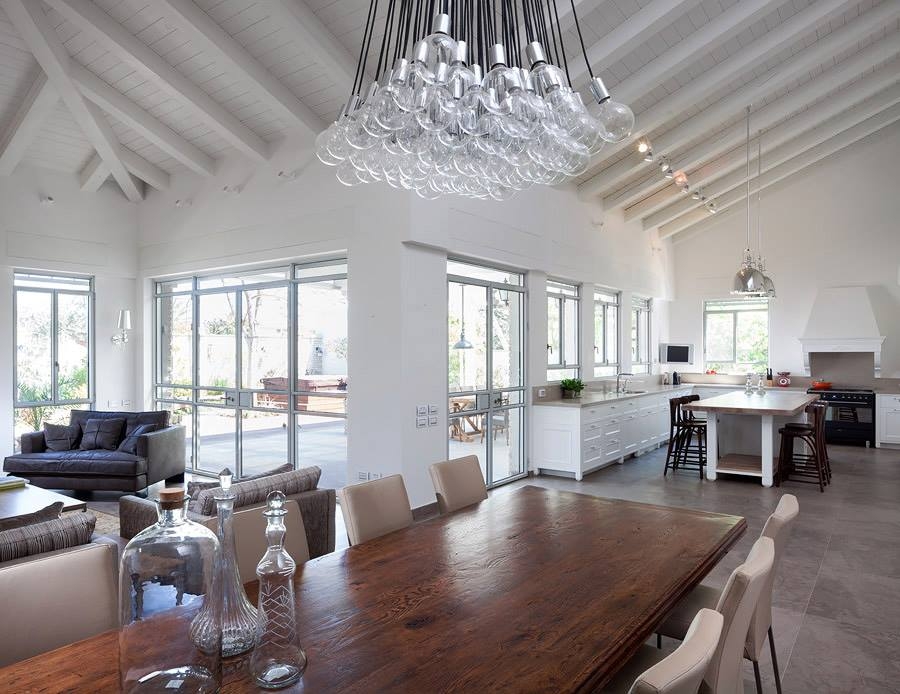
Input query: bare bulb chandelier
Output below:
<box><xmin>315</xmin><ymin>0</ymin><xmax>634</xmax><ymax>199</ymax></box>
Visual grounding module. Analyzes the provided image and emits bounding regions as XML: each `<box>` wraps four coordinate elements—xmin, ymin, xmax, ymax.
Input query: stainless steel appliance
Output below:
<box><xmin>807</xmin><ymin>387</ymin><xmax>875</xmax><ymax>447</ymax></box>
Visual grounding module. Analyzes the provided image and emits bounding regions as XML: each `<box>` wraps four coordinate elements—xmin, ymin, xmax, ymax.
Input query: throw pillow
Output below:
<box><xmin>195</xmin><ymin>465</ymin><xmax>321</xmax><ymax>517</ymax></box>
<box><xmin>0</xmin><ymin>501</ymin><xmax>64</xmax><ymax>532</ymax></box>
<box><xmin>117</xmin><ymin>423</ymin><xmax>160</xmax><ymax>454</ymax></box>
<box><xmin>43</xmin><ymin>423</ymin><xmax>81</xmax><ymax>452</ymax></box>
<box><xmin>0</xmin><ymin>512</ymin><xmax>96</xmax><ymax>562</ymax></box>
<box><xmin>187</xmin><ymin>463</ymin><xmax>293</xmax><ymax>513</ymax></box>
<box><xmin>79</xmin><ymin>418</ymin><xmax>126</xmax><ymax>451</ymax></box>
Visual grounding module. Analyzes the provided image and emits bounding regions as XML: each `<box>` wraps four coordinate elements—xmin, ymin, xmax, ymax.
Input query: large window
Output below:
<box><xmin>14</xmin><ymin>272</ymin><xmax>93</xmax><ymax>449</ymax></box>
<box><xmin>154</xmin><ymin>260</ymin><xmax>347</xmax><ymax>489</ymax></box>
<box><xmin>704</xmin><ymin>299</ymin><xmax>769</xmax><ymax>374</ymax></box>
<box><xmin>631</xmin><ymin>296</ymin><xmax>651</xmax><ymax>375</ymax></box>
<box><xmin>547</xmin><ymin>280</ymin><xmax>580</xmax><ymax>381</ymax></box>
<box><xmin>594</xmin><ymin>290</ymin><xmax>619</xmax><ymax>377</ymax></box>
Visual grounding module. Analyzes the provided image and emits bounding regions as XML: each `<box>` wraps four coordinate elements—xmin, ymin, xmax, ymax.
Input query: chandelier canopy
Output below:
<box><xmin>315</xmin><ymin>0</ymin><xmax>634</xmax><ymax>199</ymax></box>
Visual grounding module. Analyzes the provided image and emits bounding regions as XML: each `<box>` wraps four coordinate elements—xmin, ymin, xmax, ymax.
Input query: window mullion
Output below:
<box><xmin>50</xmin><ymin>289</ymin><xmax>59</xmax><ymax>405</ymax></box>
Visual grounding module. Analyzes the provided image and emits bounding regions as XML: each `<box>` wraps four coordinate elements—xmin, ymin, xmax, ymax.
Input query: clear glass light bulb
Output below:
<box><xmin>596</xmin><ymin>99</ymin><xmax>634</xmax><ymax>143</ymax></box>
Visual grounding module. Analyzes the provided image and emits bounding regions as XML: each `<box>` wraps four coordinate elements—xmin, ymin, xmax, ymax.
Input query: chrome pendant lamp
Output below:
<box><xmin>732</xmin><ymin>106</ymin><xmax>766</xmax><ymax>297</ymax></box>
<box><xmin>453</xmin><ymin>287</ymin><xmax>473</xmax><ymax>349</ymax></box>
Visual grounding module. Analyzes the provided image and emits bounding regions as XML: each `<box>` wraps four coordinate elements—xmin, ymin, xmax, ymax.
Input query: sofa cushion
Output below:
<box><xmin>117</xmin><ymin>423</ymin><xmax>159</xmax><ymax>455</ymax></box>
<box><xmin>0</xmin><ymin>512</ymin><xmax>96</xmax><ymax>562</ymax></box>
<box><xmin>0</xmin><ymin>501</ymin><xmax>64</xmax><ymax>532</ymax></box>
<box><xmin>79</xmin><ymin>418</ymin><xmax>125</xmax><ymax>451</ymax></box>
<box><xmin>4</xmin><ymin>451</ymin><xmax>148</xmax><ymax>477</ymax></box>
<box><xmin>70</xmin><ymin>410</ymin><xmax>169</xmax><ymax>437</ymax></box>
<box><xmin>43</xmin><ymin>423</ymin><xmax>81</xmax><ymax>452</ymax></box>
<box><xmin>195</xmin><ymin>466</ymin><xmax>321</xmax><ymax>517</ymax></box>
<box><xmin>187</xmin><ymin>463</ymin><xmax>293</xmax><ymax>513</ymax></box>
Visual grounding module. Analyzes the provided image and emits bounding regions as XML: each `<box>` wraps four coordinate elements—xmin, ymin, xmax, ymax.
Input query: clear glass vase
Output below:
<box><xmin>249</xmin><ymin>491</ymin><xmax>308</xmax><ymax>689</ymax></box>
<box><xmin>119</xmin><ymin>487</ymin><xmax>222</xmax><ymax>693</ymax></box>
<box><xmin>191</xmin><ymin>468</ymin><xmax>259</xmax><ymax>657</ymax></box>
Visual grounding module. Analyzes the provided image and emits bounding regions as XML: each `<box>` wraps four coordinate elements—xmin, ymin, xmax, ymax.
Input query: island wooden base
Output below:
<box><xmin>716</xmin><ymin>454</ymin><xmax>768</xmax><ymax>478</ymax></box>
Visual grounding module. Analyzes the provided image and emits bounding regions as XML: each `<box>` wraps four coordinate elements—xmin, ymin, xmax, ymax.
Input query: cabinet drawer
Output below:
<box><xmin>582</xmin><ymin>438</ymin><xmax>604</xmax><ymax>460</ymax></box>
<box><xmin>878</xmin><ymin>394</ymin><xmax>900</xmax><ymax>409</ymax></box>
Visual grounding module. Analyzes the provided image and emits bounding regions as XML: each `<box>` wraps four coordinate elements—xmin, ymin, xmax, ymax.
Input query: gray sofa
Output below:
<box><xmin>3</xmin><ymin>410</ymin><xmax>185</xmax><ymax>493</ymax></box>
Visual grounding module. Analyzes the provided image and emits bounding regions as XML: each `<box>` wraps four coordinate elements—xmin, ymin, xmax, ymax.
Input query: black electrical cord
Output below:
<box><xmin>570</xmin><ymin>0</ymin><xmax>592</xmax><ymax>80</ymax></box>
<box><xmin>550</xmin><ymin>0</ymin><xmax>569</xmax><ymax>84</ymax></box>
<box><xmin>354</xmin><ymin>0</ymin><xmax>379</xmax><ymax>95</ymax></box>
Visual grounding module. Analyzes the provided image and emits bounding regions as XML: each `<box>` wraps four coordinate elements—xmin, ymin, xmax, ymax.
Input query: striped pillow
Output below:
<box><xmin>0</xmin><ymin>513</ymin><xmax>97</xmax><ymax>563</ymax></box>
<box><xmin>195</xmin><ymin>466</ymin><xmax>321</xmax><ymax>517</ymax></box>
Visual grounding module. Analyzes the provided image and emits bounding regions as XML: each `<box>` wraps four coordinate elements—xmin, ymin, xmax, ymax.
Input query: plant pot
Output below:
<box><xmin>561</xmin><ymin>389</ymin><xmax>581</xmax><ymax>399</ymax></box>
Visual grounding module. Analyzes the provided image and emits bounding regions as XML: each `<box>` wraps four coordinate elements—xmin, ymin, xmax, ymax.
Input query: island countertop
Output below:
<box><xmin>683</xmin><ymin>390</ymin><xmax>819</xmax><ymax>416</ymax></box>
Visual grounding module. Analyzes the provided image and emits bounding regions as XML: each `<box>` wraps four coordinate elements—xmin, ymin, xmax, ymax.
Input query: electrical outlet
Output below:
<box><xmin>358</xmin><ymin>471</ymin><xmax>368</xmax><ymax>481</ymax></box>
<box><xmin>416</xmin><ymin>416</ymin><xmax>427</xmax><ymax>428</ymax></box>
<box><xmin>538</xmin><ymin>388</ymin><xmax>546</xmax><ymax>397</ymax></box>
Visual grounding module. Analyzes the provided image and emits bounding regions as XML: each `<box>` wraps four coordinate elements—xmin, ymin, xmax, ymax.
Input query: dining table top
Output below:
<box><xmin>683</xmin><ymin>390</ymin><xmax>820</xmax><ymax>416</ymax></box>
<box><xmin>0</xmin><ymin>485</ymin><xmax>746</xmax><ymax>693</ymax></box>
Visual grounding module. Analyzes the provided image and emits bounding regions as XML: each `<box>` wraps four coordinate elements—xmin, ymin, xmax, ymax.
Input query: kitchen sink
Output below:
<box><xmin>621</xmin><ymin>389</ymin><xmax>648</xmax><ymax>394</ymax></box>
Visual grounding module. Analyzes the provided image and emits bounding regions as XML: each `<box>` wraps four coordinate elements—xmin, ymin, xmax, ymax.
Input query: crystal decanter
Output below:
<box><xmin>190</xmin><ymin>468</ymin><xmax>259</xmax><ymax>657</ymax></box>
<box><xmin>119</xmin><ymin>487</ymin><xmax>222</xmax><ymax>693</ymax></box>
<box><xmin>249</xmin><ymin>491</ymin><xmax>308</xmax><ymax>689</ymax></box>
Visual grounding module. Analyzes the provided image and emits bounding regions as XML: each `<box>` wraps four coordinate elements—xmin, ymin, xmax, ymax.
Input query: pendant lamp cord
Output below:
<box><xmin>745</xmin><ymin>105</ymin><xmax>751</xmax><ymax>253</ymax></box>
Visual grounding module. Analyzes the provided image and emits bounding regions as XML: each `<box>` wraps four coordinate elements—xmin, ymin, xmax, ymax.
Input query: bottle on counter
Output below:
<box><xmin>745</xmin><ymin>373</ymin><xmax>753</xmax><ymax>394</ymax></box>
<box><xmin>672</xmin><ymin>371</ymin><xmax>680</xmax><ymax>385</ymax></box>
<box><xmin>756</xmin><ymin>372</ymin><xmax>765</xmax><ymax>394</ymax></box>
<box><xmin>766</xmin><ymin>368</ymin><xmax>774</xmax><ymax>387</ymax></box>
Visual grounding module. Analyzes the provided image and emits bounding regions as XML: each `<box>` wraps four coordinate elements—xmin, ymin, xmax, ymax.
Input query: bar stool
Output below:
<box><xmin>664</xmin><ymin>395</ymin><xmax>706</xmax><ymax>478</ymax></box>
<box><xmin>777</xmin><ymin>402</ymin><xmax>828</xmax><ymax>492</ymax></box>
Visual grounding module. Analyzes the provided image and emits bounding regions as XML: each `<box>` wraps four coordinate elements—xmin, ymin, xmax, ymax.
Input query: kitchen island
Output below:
<box><xmin>683</xmin><ymin>390</ymin><xmax>820</xmax><ymax>487</ymax></box>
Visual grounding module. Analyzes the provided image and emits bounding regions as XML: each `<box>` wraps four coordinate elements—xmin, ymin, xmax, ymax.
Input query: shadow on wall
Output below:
<box><xmin>868</xmin><ymin>285</ymin><xmax>900</xmax><ymax>378</ymax></box>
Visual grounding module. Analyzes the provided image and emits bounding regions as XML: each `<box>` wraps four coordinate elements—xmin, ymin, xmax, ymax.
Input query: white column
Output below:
<box><xmin>619</xmin><ymin>290</ymin><xmax>634</xmax><ymax>374</ymax></box>
<box><xmin>526</xmin><ymin>270</ymin><xmax>547</xmax><ymax>389</ymax></box>
<box><xmin>761</xmin><ymin>414</ymin><xmax>774</xmax><ymax>487</ymax></box>
<box><xmin>581</xmin><ymin>284</ymin><xmax>597</xmax><ymax>382</ymax></box>
<box><xmin>705</xmin><ymin>413</ymin><xmax>718</xmax><ymax>480</ymax></box>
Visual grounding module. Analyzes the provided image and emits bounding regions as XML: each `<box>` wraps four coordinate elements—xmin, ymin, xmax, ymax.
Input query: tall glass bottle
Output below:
<box><xmin>190</xmin><ymin>468</ymin><xmax>259</xmax><ymax>657</ymax></box>
<box><xmin>249</xmin><ymin>491</ymin><xmax>308</xmax><ymax>689</ymax></box>
<box><xmin>119</xmin><ymin>488</ymin><xmax>221</xmax><ymax>693</ymax></box>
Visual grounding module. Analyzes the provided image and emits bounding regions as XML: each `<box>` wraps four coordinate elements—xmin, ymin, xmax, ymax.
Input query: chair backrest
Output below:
<box><xmin>746</xmin><ymin>494</ymin><xmax>799</xmax><ymax>660</ymax></box>
<box><xmin>429</xmin><ymin>455</ymin><xmax>488</xmax><ymax>514</ymax></box>
<box><xmin>0</xmin><ymin>538</ymin><xmax>118</xmax><ymax>667</ymax></box>
<box><xmin>209</xmin><ymin>499</ymin><xmax>310</xmax><ymax>584</ymax></box>
<box><xmin>629</xmin><ymin>608</ymin><xmax>724</xmax><ymax>694</ymax></box>
<box><xmin>703</xmin><ymin>536</ymin><xmax>775</xmax><ymax>693</ymax></box>
<box><xmin>338</xmin><ymin>474</ymin><xmax>413</xmax><ymax>546</ymax></box>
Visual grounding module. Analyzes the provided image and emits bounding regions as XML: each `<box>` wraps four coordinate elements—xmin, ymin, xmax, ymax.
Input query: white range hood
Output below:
<box><xmin>799</xmin><ymin>286</ymin><xmax>885</xmax><ymax>375</ymax></box>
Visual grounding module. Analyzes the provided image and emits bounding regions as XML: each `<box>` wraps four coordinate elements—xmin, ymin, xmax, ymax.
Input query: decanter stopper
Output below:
<box><xmin>249</xmin><ymin>491</ymin><xmax>307</xmax><ymax>689</ymax></box>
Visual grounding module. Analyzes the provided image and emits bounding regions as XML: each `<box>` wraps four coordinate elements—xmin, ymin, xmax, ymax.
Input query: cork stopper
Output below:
<box><xmin>158</xmin><ymin>487</ymin><xmax>186</xmax><ymax>510</ymax></box>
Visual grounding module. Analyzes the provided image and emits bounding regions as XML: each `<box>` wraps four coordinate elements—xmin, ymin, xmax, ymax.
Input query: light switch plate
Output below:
<box><xmin>538</xmin><ymin>388</ymin><xmax>546</xmax><ymax>397</ymax></box>
<box><xmin>428</xmin><ymin>404</ymin><xmax>438</xmax><ymax>414</ymax></box>
<box><xmin>416</xmin><ymin>405</ymin><xmax>428</xmax><ymax>416</ymax></box>
<box><xmin>428</xmin><ymin>415</ymin><xmax>438</xmax><ymax>425</ymax></box>
<box><xmin>416</xmin><ymin>416</ymin><xmax>427</xmax><ymax>428</ymax></box>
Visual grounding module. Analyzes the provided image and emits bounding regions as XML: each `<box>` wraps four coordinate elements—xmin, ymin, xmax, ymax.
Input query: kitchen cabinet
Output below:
<box><xmin>876</xmin><ymin>394</ymin><xmax>900</xmax><ymax>446</ymax></box>
<box><xmin>532</xmin><ymin>388</ymin><xmax>693</xmax><ymax>480</ymax></box>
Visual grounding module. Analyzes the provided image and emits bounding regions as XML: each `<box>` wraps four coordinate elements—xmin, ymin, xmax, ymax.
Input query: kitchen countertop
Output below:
<box><xmin>683</xmin><ymin>391</ymin><xmax>820</xmax><ymax>416</ymax></box>
<box><xmin>535</xmin><ymin>385</ymin><xmax>692</xmax><ymax>408</ymax></box>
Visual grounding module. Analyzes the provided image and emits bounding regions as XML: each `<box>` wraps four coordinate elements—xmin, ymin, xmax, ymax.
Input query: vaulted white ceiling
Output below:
<box><xmin>0</xmin><ymin>0</ymin><xmax>897</xmax><ymax>235</ymax></box>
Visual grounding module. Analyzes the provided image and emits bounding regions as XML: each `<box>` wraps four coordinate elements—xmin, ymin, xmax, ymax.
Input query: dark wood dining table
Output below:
<box><xmin>0</xmin><ymin>485</ymin><xmax>745</xmax><ymax>693</ymax></box>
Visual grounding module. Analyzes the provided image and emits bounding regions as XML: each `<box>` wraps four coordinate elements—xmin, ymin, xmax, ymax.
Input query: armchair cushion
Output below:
<box><xmin>194</xmin><ymin>466</ymin><xmax>322</xmax><ymax>516</ymax></box>
<box><xmin>43</xmin><ymin>423</ymin><xmax>81</xmax><ymax>452</ymax></box>
<box><xmin>117</xmin><ymin>423</ymin><xmax>159</xmax><ymax>454</ymax></box>
<box><xmin>19</xmin><ymin>431</ymin><xmax>47</xmax><ymax>454</ymax></box>
<box><xmin>186</xmin><ymin>462</ymin><xmax>293</xmax><ymax>511</ymax></box>
<box><xmin>0</xmin><ymin>501</ymin><xmax>63</xmax><ymax>532</ymax></box>
<box><xmin>79</xmin><ymin>418</ymin><xmax>125</xmax><ymax>451</ymax></box>
<box><xmin>0</xmin><ymin>512</ymin><xmax>96</xmax><ymax>562</ymax></box>
<box><xmin>4</xmin><ymin>450</ymin><xmax>147</xmax><ymax>477</ymax></box>
<box><xmin>70</xmin><ymin>409</ymin><xmax>169</xmax><ymax>436</ymax></box>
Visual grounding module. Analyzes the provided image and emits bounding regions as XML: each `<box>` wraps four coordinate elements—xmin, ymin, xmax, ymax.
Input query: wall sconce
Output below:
<box><xmin>111</xmin><ymin>309</ymin><xmax>132</xmax><ymax>345</ymax></box>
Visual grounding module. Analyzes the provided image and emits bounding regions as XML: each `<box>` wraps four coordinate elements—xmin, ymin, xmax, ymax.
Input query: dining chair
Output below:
<box><xmin>659</xmin><ymin>536</ymin><xmax>775</xmax><ymax>693</ymax></box>
<box><xmin>214</xmin><ymin>499</ymin><xmax>310</xmax><ymax>584</ymax></box>
<box><xmin>428</xmin><ymin>455</ymin><xmax>488</xmax><ymax>514</ymax></box>
<box><xmin>657</xmin><ymin>496</ymin><xmax>797</xmax><ymax>694</ymax></box>
<box><xmin>601</xmin><ymin>608</ymin><xmax>723</xmax><ymax>694</ymax></box>
<box><xmin>338</xmin><ymin>474</ymin><xmax>413</xmax><ymax>546</ymax></box>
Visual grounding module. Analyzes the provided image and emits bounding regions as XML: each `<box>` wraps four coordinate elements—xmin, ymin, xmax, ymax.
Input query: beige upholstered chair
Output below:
<box><xmin>209</xmin><ymin>499</ymin><xmax>310</xmax><ymax>584</ymax></box>
<box><xmin>338</xmin><ymin>474</ymin><xmax>413</xmax><ymax>546</ymax></box>
<box><xmin>0</xmin><ymin>537</ymin><xmax>119</xmax><ymax>667</ymax></box>
<box><xmin>657</xmin><ymin>495</ymin><xmax>798</xmax><ymax>693</ymax></box>
<box><xmin>602</xmin><ymin>608</ymin><xmax>724</xmax><ymax>694</ymax></box>
<box><xmin>428</xmin><ymin>455</ymin><xmax>488</xmax><ymax>514</ymax></box>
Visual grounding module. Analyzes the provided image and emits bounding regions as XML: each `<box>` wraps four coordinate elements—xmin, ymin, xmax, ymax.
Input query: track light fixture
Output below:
<box><xmin>692</xmin><ymin>188</ymin><xmax>703</xmax><ymax>201</ymax></box>
<box><xmin>673</xmin><ymin>170</ymin><xmax>688</xmax><ymax>187</ymax></box>
<box><xmin>706</xmin><ymin>200</ymin><xmax>717</xmax><ymax>214</ymax></box>
<box><xmin>637</xmin><ymin>138</ymin><xmax>652</xmax><ymax>154</ymax></box>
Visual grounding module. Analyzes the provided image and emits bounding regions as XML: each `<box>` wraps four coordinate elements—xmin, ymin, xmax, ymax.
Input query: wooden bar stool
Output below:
<box><xmin>777</xmin><ymin>402</ymin><xmax>828</xmax><ymax>492</ymax></box>
<box><xmin>664</xmin><ymin>395</ymin><xmax>706</xmax><ymax>478</ymax></box>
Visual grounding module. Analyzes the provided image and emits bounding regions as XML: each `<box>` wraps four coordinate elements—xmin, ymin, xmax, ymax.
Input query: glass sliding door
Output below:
<box><xmin>448</xmin><ymin>260</ymin><xmax>526</xmax><ymax>488</ymax></box>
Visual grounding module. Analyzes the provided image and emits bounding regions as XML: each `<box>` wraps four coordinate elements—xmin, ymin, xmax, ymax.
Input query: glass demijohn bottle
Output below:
<box><xmin>190</xmin><ymin>468</ymin><xmax>259</xmax><ymax>657</ymax></box>
<box><xmin>118</xmin><ymin>487</ymin><xmax>222</xmax><ymax>693</ymax></box>
<box><xmin>249</xmin><ymin>491</ymin><xmax>308</xmax><ymax>689</ymax></box>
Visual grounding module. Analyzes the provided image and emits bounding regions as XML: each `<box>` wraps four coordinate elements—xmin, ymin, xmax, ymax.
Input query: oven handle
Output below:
<box><xmin>821</xmin><ymin>401</ymin><xmax>874</xmax><ymax>407</ymax></box>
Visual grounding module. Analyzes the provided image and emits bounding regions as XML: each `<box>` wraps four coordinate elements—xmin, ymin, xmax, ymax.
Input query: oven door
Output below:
<box><xmin>821</xmin><ymin>400</ymin><xmax>875</xmax><ymax>446</ymax></box>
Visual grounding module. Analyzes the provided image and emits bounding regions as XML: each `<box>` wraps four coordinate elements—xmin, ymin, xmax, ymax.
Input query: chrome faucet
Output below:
<box><xmin>616</xmin><ymin>372</ymin><xmax>633</xmax><ymax>393</ymax></box>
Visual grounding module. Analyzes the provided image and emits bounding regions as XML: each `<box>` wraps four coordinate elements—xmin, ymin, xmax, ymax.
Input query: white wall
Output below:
<box><xmin>136</xmin><ymin>138</ymin><xmax>669</xmax><ymax>507</ymax></box>
<box><xmin>667</xmin><ymin>121</ymin><xmax>900</xmax><ymax>377</ymax></box>
<box><xmin>0</xmin><ymin>166</ymin><xmax>139</xmax><ymax>452</ymax></box>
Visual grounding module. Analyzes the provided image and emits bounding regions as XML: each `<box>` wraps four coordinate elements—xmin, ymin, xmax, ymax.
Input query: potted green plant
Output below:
<box><xmin>560</xmin><ymin>378</ymin><xmax>585</xmax><ymax>399</ymax></box>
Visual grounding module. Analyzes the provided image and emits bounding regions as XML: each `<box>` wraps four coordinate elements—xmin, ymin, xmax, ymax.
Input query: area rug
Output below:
<box><xmin>64</xmin><ymin>509</ymin><xmax>120</xmax><ymax>538</ymax></box>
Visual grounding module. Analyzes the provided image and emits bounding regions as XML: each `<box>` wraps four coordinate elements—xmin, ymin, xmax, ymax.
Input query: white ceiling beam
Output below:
<box><xmin>260</xmin><ymin>0</ymin><xmax>357</xmax><ymax>97</ymax></box>
<box><xmin>568</xmin><ymin>0</ymin><xmax>703</xmax><ymax>91</ymax></box>
<box><xmin>659</xmin><ymin>104</ymin><xmax>900</xmax><ymax>240</ymax></box>
<box><xmin>3</xmin><ymin>0</ymin><xmax>143</xmax><ymax>202</ymax></box>
<box><xmin>625</xmin><ymin>7</ymin><xmax>900</xmax><ymax>221</ymax></box>
<box><xmin>78</xmin><ymin>152</ymin><xmax>107</xmax><ymax>191</ymax></box>
<box><xmin>70</xmin><ymin>63</ymin><xmax>216</xmax><ymax>177</ymax></box>
<box><xmin>602</xmin><ymin>43</ymin><xmax>900</xmax><ymax>211</ymax></box>
<box><xmin>614</xmin><ymin>0</ymin><xmax>783</xmax><ymax>106</ymax></box>
<box><xmin>157</xmin><ymin>0</ymin><xmax>322</xmax><ymax>136</ymax></box>
<box><xmin>0</xmin><ymin>71</ymin><xmax>59</xmax><ymax>175</ymax></box>
<box><xmin>578</xmin><ymin>0</ymin><xmax>850</xmax><ymax>198</ymax></box>
<box><xmin>43</xmin><ymin>0</ymin><xmax>269</xmax><ymax>162</ymax></box>
<box><xmin>643</xmin><ymin>84</ymin><xmax>900</xmax><ymax>229</ymax></box>
<box><xmin>518</xmin><ymin>0</ymin><xmax>589</xmax><ymax>44</ymax></box>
